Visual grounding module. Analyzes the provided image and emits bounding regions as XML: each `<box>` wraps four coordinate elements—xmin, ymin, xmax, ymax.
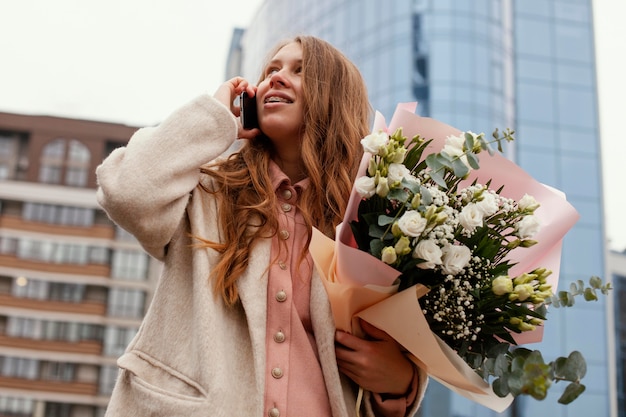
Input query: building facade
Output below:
<box><xmin>0</xmin><ymin>112</ymin><xmax>158</xmax><ymax>417</ymax></box>
<box><xmin>230</xmin><ymin>0</ymin><xmax>611</xmax><ymax>416</ymax></box>
<box><xmin>609</xmin><ymin>249</ymin><xmax>626</xmax><ymax>417</ymax></box>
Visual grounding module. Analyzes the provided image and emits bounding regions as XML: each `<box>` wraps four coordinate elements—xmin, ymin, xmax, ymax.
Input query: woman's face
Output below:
<box><xmin>256</xmin><ymin>42</ymin><xmax>305</xmax><ymax>145</ymax></box>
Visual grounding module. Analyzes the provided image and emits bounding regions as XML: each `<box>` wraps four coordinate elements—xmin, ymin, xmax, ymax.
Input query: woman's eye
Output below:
<box><xmin>266</xmin><ymin>68</ymin><xmax>279</xmax><ymax>77</ymax></box>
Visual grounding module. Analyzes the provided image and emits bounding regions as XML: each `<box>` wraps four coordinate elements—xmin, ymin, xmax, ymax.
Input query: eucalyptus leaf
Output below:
<box><xmin>553</xmin><ymin>351</ymin><xmax>587</xmax><ymax>381</ymax></box>
<box><xmin>388</xmin><ymin>188</ymin><xmax>410</xmax><ymax>203</ymax></box>
<box><xmin>368</xmin><ymin>224</ymin><xmax>386</xmax><ymax>238</ymax></box>
<box><xmin>428</xmin><ymin>169</ymin><xmax>447</xmax><ymax>189</ymax></box>
<box><xmin>401</xmin><ymin>177</ymin><xmax>421</xmax><ymax>194</ymax></box>
<box><xmin>492</xmin><ymin>377</ymin><xmax>510</xmax><ymax>397</ymax></box>
<box><xmin>494</xmin><ymin>353</ymin><xmax>510</xmax><ymax>377</ymax></box>
<box><xmin>377</xmin><ymin>215</ymin><xmax>396</xmax><ymax>226</ymax></box>
<box><xmin>558</xmin><ymin>382</ymin><xmax>586</xmax><ymax>405</ymax></box>
<box><xmin>420</xmin><ymin>186</ymin><xmax>433</xmax><ymax>205</ymax></box>
<box><xmin>369</xmin><ymin>239</ymin><xmax>385</xmax><ymax>257</ymax></box>
<box><xmin>451</xmin><ymin>157</ymin><xmax>470</xmax><ymax>178</ymax></box>
<box><xmin>583</xmin><ymin>288</ymin><xmax>598</xmax><ymax>301</ymax></box>
<box><xmin>466</xmin><ymin>152</ymin><xmax>480</xmax><ymax>170</ymax></box>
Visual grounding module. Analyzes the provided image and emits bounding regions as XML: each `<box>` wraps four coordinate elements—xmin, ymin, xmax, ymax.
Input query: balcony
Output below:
<box><xmin>0</xmin><ymin>293</ymin><xmax>107</xmax><ymax>316</ymax></box>
<box><xmin>0</xmin><ymin>334</ymin><xmax>102</xmax><ymax>355</ymax></box>
<box><xmin>0</xmin><ymin>376</ymin><xmax>98</xmax><ymax>396</ymax></box>
<box><xmin>0</xmin><ymin>214</ymin><xmax>114</xmax><ymax>240</ymax></box>
<box><xmin>0</xmin><ymin>254</ymin><xmax>110</xmax><ymax>277</ymax></box>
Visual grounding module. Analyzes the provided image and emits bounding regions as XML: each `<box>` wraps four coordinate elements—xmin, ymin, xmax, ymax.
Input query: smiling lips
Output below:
<box><xmin>264</xmin><ymin>93</ymin><xmax>293</xmax><ymax>104</ymax></box>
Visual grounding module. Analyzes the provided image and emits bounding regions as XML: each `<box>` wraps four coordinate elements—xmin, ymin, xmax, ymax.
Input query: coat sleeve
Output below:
<box><xmin>363</xmin><ymin>366</ymin><xmax>428</xmax><ymax>417</ymax></box>
<box><xmin>95</xmin><ymin>94</ymin><xmax>238</xmax><ymax>260</ymax></box>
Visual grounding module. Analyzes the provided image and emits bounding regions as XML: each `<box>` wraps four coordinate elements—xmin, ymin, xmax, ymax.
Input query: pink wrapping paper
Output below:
<box><xmin>309</xmin><ymin>103</ymin><xmax>580</xmax><ymax>411</ymax></box>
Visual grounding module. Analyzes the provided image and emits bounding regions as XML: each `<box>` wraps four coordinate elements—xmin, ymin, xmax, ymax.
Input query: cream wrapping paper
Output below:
<box><xmin>309</xmin><ymin>103</ymin><xmax>580</xmax><ymax>411</ymax></box>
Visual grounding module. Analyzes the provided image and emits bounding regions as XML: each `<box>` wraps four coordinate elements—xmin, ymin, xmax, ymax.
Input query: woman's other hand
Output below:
<box><xmin>335</xmin><ymin>319</ymin><xmax>414</xmax><ymax>396</ymax></box>
<box><xmin>213</xmin><ymin>77</ymin><xmax>260</xmax><ymax>139</ymax></box>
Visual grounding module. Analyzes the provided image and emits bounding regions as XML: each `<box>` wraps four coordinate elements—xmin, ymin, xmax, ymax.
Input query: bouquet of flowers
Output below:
<box><xmin>309</xmin><ymin>103</ymin><xmax>609</xmax><ymax>411</ymax></box>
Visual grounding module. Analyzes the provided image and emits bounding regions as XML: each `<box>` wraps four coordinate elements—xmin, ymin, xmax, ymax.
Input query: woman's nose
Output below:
<box><xmin>269</xmin><ymin>70</ymin><xmax>287</xmax><ymax>88</ymax></box>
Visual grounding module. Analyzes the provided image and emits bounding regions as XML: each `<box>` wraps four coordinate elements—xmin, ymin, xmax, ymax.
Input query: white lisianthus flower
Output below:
<box><xmin>458</xmin><ymin>203</ymin><xmax>484</xmax><ymax>233</ymax></box>
<box><xmin>413</xmin><ymin>239</ymin><xmax>443</xmax><ymax>269</ymax></box>
<box><xmin>354</xmin><ymin>176</ymin><xmax>376</xmax><ymax>198</ymax></box>
<box><xmin>387</xmin><ymin>163</ymin><xmax>411</xmax><ymax>185</ymax></box>
<box><xmin>360</xmin><ymin>130</ymin><xmax>389</xmax><ymax>155</ymax></box>
<box><xmin>442</xmin><ymin>134</ymin><xmax>469</xmax><ymax>168</ymax></box>
<box><xmin>516</xmin><ymin>215</ymin><xmax>541</xmax><ymax>239</ymax></box>
<box><xmin>441</xmin><ymin>244</ymin><xmax>472</xmax><ymax>275</ymax></box>
<box><xmin>518</xmin><ymin>193</ymin><xmax>540</xmax><ymax>212</ymax></box>
<box><xmin>476</xmin><ymin>192</ymin><xmax>499</xmax><ymax>217</ymax></box>
<box><xmin>512</xmin><ymin>283</ymin><xmax>535</xmax><ymax>302</ymax></box>
<box><xmin>492</xmin><ymin>276</ymin><xmax>513</xmax><ymax>296</ymax></box>
<box><xmin>376</xmin><ymin>177</ymin><xmax>390</xmax><ymax>197</ymax></box>
<box><xmin>394</xmin><ymin>236</ymin><xmax>412</xmax><ymax>256</ymax></box>
<box><xmin>397</xmin><ymin>210</ymin><xmax>427</xmax><ymax>237</ymax></box>
<box><xmin>381</xmin><ymin>246</ymin><xmax>397</xmax><ymax>264</ymax></box>
<box><xmin>390</xmin><ymin>146</ymin><xmax>407</xmax><ymax>163</ymax></box>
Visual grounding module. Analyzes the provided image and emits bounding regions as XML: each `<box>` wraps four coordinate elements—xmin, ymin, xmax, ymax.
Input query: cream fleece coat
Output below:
<box><xmin>96</xmin><ymin>95</ymin><xmax>426</xmax><ymax>417</ymax></box>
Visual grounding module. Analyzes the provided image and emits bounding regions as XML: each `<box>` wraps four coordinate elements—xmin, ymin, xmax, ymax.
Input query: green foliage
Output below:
<box><xmin>481</xmin><ymin>349</ymin><xmax>588</xmax><ymax>404</ymax></box>
<box><xmin>546</xmin><ymin>276</ymin><xmax>612</xmax><ymax>307</ymax></box>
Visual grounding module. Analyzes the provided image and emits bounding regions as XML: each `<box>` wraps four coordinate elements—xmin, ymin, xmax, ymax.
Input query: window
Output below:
<box><xmin>99</xmin><ymin>365</ymin><xmax>120</xmax><ymax>395</ymax></box>
<box><xmin>0</xmin><ymin>236</ymin><xmax>18</xmax><ymax>254</ymax></box>
<box><xmin>104</xmin><ymin>326</ymin><xmax>138</xmax><ymax>357</ymax></box>
<box><xmin>12</xmin><ymin>277</ymin><xmax>48</xmax><ymax>299</ymax></box>
<box><xmin>0</xmin><ymin>135</ymin><xmax>17</xmax><ymax>180</ymax></box>
<box><xmin>7</xmin><ymin>317</ymin><xmax>103</xmax><ymax>343</ymax></box>
<box><xmin>44</xmin><ymin>402</ymin><xmax>73</xmax><ymax>417</ymax></box>
<box><xmin>112</xmin><ymin>250</ymin><xmax>149</xmax><ymax>281</ymax></box>
<box><xmin>108</xmin><ymin>288</ymin><xmax>145</xmax><ymax>318</ymax></box>
<box><xmin>38</xmin><ymin>138</ymin><xmax>91</xmax><ymax>187</ymax></box>
<box><xmin>23</xmin><ymin>203</ymin><xmax>95</xmax><ymax>227</ymax></box>
<box><xmin>0</xmin><ymin>396</ymin><xmax>34</xmax><ymax>417</ymax></box>
<box><xmin>0</xmin><ymin>356</ymin><xmax>38</xmax><ymax>379</ymax></box>
<box><xmin>16</xmin><ymin>238</ymin><xmax>92</xmax><ymax>265</ymax></box>
<box><xmin>41</xmin><ymin>362</ymin><xmax>75</xmax><ymax>381</ymax></box>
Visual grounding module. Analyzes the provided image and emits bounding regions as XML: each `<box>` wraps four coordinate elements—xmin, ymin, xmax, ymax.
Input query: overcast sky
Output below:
<box><xmin>0</xmin><ymin>0</ymin><xmax>624</xmax><ymax>250</ymax></box>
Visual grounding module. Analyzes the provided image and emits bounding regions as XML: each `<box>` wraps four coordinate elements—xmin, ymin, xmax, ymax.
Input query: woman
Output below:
<box><xmin>97</xmin><ymin>35</ymin><xmax>427</xmax><ymax>417</ymax></box>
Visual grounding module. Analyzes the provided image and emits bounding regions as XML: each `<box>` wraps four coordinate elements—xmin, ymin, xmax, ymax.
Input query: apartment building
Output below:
<box><xmin>0</xmin><ymin>111</ymin><xmax>159</xmax><ymax>417</ymax></box>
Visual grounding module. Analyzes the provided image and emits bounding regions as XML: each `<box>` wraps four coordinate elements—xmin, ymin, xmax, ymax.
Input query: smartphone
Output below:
<box><xmin>240</xmin><ymin>91</ymin><xmax>259</xmax><ymax>130</ymax></box>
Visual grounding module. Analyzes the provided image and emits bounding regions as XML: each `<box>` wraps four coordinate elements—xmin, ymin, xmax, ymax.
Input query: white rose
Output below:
<box><xmin>492</xmin><ymin>276</ymin><xmax>513</xmax><ymax>296</ymax></box>
<box><xmin>518</xmin><ymin>194</ymin><xmax>540</xmax><ymax>211</ymax></box>
<box><xmin>413</xmin><ymin>239</ymin><xmax>443</xmax><ymax>269</ymax></box>
<box><xmin>516</xmin><ymin>215</ymin><xmax>541</xmax><ymax>239</ymax></box>
<box><xmin>441</xmin><ymin>244</ymin><xmax>471</xmax><ymax>275</ymax></box>
<box><xmin>397</xmin><ymin>210</ymin><xmax>427</xmax><ymax>237</ymax></box>
<box><xmin>387</xmin><ymin>163</ymin><xmax>410</xmax><ymax>185</ymax></box>
<box><xmin>354</xmin><ymin>176</ymin><xmax>376</xmax><ymax>198</ymax></box>
<box><xmin>476</xmin><ymin>192</ymin><xmax>499</xmax><ymax>217</ymax></box>
<box><xmin>381</xmin><ymin>246</ymin><xmax>397</xmax><ymax>264</ymax></box>
<box><xmin>458</xmin><ymin>203</ymin><xmax>484</xmax><ymax>233</ymax></box>
<box><xmin>361</xmin><ymin>131</ymin><xmax>389</xmax><ymax>154</ymax></box>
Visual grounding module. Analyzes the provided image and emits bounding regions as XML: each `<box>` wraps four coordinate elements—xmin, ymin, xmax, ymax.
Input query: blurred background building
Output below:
<box><xmin>609</xmin><ymin>249</ymin><xmax>626</xmax><ymax>417</ymax></box>
<box><xmin>0</xmin><ymin>112</ymin><xmax>160</xmax><ymax>417</ymax></box>
<box><xmin>228</xmin><ymin>0</ymin><xmax>612</xmax><ymax>416</ymax></box>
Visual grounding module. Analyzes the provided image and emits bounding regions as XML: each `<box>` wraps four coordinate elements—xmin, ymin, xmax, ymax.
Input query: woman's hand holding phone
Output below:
<box><xmin>214</xmin><ymin>77</ymin><xmax>260</xmax><ymax>139</ymax></box>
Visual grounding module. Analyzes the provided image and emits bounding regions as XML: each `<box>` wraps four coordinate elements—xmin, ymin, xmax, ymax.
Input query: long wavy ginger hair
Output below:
<box><xmin>198</xmin><ymin>36</ymin><xmax>371</xmax><ymax>306</ymax></box>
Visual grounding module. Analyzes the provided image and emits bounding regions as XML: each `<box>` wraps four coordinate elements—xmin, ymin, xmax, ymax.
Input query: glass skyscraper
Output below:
<box><xmin>230</xmin><ymin>0</ymin><xmax>611</xmax><ymax>416</ymax></box>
